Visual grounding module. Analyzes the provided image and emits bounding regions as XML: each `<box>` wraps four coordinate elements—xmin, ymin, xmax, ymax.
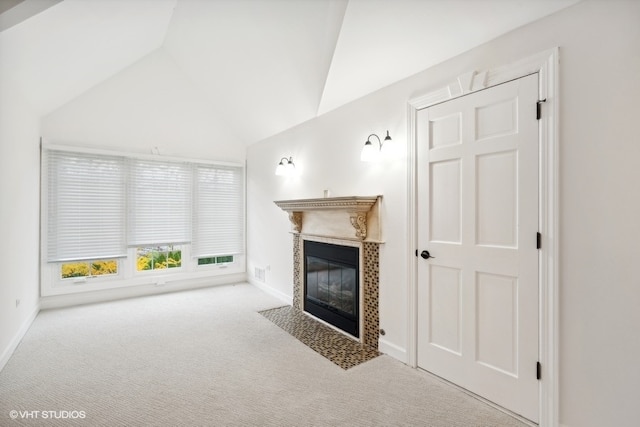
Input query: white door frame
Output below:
<box><xmin>406</xmin><ymin>48</ymin><xmax>559</xmax><ymax>427</ymax></box>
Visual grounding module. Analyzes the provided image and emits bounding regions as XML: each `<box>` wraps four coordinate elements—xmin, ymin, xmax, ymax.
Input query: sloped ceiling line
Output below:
<box><xmin>0</xmin><ymin>0</ymin><xmax>62</xmax><ymax>32</ymax></box>
<box><xmin>1</xmin><ymin>0</ymin><xmax>581</xmax><ymax>145</ymax></box>
<box><xmin>315</xmin><ymin>0</ymin><xmax>349</xmax><ymax>116</ymax></box>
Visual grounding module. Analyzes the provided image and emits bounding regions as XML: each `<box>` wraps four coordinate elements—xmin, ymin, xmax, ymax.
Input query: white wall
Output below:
<box><xmin>0</xmin><ymin>69</ymin><xmax>41</xmax><ymax>370</ymax></box>
<box><xmin>41</xmin><ymin>48</ymin><xmax>245</xmax><ymax>162</ymax></box>
<box><xmin>246</xmin><ymin>1</ymin><xmax>640</xmax><ymax>426</ymax></box>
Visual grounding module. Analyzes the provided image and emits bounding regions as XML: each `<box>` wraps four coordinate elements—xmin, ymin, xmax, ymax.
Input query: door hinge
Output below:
<box><xmin>536</xmin><ymin>99</ymin><xmax>547</xmax><ymax>120</ymax></box>
<box><xmin>536</xmin><ymin>232</ymin><xmax>542</xmax><ymax>249</ymax></box>
<box><xmin>537</xmin><ymin>361</ymin><xmax>542</xmax><ymax>380</ymax></box>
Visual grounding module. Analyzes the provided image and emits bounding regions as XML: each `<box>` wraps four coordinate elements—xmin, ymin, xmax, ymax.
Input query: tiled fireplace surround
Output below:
<box><xmin>275</xmin><ymin>196</ymin><xmax>381</xmax><ymax>350</ymax></box>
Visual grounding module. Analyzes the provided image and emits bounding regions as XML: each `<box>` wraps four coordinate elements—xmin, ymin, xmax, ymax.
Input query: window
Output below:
<box><xmin>197</xmin><ymin>255</ymin><xmax>234</xmax><ymax>266</ymax></box>
<box><xmin>192</xmin><ymin>165</ymin><xmax>244</xmax><ymax>258</ymax></box>
<box><xmin>137</xmin><ymin>245</ymin><xmax>182</xmax><ymax>271</ymax></box>
<box><xmin>128</xmin><ymin>160</ymin><xmax>192</xmax><ymax>247</ymax></box>
<box><xmin>61</xmin><ymin>259</ymin><xmax>118</xmax><ymax>279</ymax></box>
<box><xmin>46</xmin><ymin>151</ymin><xmax>126</xmax><ymax>263</ymax></box>
<box><xmin>42</xmin><ymin>146</ymin><xmax>245</xmax><ymax>294</ymax></box>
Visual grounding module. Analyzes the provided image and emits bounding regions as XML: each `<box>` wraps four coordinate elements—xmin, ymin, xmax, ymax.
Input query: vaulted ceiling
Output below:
<box><xmin>0</xmin><ymin>0</ymin><xmax>579</xmax><ymax>145</ymax></box>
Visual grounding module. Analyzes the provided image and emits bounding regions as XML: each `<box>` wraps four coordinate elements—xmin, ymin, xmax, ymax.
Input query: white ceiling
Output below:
<box><xmin>0</xmin><ymin>0</ymin><xmax>580</xmax><ymax>145</ymax></box>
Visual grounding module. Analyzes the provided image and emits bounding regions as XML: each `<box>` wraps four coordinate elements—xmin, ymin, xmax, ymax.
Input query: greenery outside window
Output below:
<box><xmin>197</xmin><ymin>255</ymin><xmax>234</xmax><ymax>266</ymax></box>
<box><xmin>137</xmin><ymin>245</ymin><xmax>182</xmax><ymax>271</ymax></box>
<box><xmin>61</xmin><ymin>259</ymin><xmax>118</xmax><ymax>279</ymax></box>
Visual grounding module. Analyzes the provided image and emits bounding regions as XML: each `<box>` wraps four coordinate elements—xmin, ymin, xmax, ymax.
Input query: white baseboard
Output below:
<box><xmin>248</xmin><ymin>278</ymin><xmax>292</xmax><ymax>306</ymax></box>
<box><xmin>378</xmin><ymin>337</ymin><xmax>407</xmax><ymax>363</ymax></box>
<box><xmin>0</xmin><ymin>303</ymin><xmax>40</xmax><ymax>373</ymax></box>
<box><xmin>40</xmin><ymin>273</ymin><xmax>247</xmax><ymax>310</ymax></box>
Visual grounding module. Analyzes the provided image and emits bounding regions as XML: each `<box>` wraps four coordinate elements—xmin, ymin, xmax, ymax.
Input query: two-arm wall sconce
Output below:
<box><xmin>275</xmin><ymin>156</ymin><xmax>296</xmax><ymax>176</ymax></box>
<box><xmin>360</xmin><ymin>131</ymin><xmax>392</xmax><ymax>162</ymax></box>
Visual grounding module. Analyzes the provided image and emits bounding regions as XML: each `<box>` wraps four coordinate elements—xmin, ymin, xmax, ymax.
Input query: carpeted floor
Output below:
<box><xmin>0</xmin><ymin>283</ymin><xmax>531</xmax><ymax>426</ymax></box>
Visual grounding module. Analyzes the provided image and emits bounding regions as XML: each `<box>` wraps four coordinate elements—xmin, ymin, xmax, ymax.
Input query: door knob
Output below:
<box><xmin>420</xmin><ymin>250</ymin><xmax>434</xmax><ymax>260</ymax></box>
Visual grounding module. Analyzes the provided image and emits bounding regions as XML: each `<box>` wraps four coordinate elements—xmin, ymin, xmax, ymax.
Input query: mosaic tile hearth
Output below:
<box><xmin>259</xmin><ymin>305</ymin><xmax>380</xmax><ymax>370</ymax></box>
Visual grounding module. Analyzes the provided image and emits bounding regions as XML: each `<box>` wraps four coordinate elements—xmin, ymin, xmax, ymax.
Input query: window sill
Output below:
<box><xmin>41</xmin><ymin>264</ymin><xmax>245</xmax><ymax>298</ymax></box>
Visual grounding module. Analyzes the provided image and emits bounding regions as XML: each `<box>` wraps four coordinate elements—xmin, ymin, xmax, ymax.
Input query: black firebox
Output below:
<box><xmin>304</xmin><ymin>240</ymin><xmax>359</xmax><ymax>337</ymax></box>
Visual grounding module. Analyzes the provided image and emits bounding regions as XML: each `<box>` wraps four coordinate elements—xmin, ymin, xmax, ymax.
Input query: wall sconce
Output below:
<box><xmin>360</xmin><ymin>131</ymin><xmax>392</xmax><ymax>162</ymax></box>
<box><xmin>275</xmin><ymin>156</ymin><xmax>296</xmax><ymax>176</ymax></box>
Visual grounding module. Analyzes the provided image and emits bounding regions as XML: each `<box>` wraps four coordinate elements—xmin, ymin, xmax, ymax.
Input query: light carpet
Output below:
<box><xmin>0</xmin><ymin>283</ymin><xmax>530</xmax><ymax>426</ymax></box>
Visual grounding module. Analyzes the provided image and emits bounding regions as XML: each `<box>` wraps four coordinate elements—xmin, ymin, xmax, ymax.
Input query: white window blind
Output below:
<box><xmin>127</xmin><ymin>159</ymin><xmax>192</xmax><ymax>246</ymax></box>
<box><xmin>192</xmin><ymin>165</ymin><xmax>244</xmax><ymax>257</ymax></box>
<box><xmin>46</xmin><ymin>150</ymin><xmax>126</xmax><ymax>262</ymax></box>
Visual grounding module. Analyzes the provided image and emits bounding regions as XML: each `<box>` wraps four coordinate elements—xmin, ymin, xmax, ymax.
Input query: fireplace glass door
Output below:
<box><xmin>304</xmin><ymin>240</ymin><xmax>359</xmax><ymax>337</ymax></box>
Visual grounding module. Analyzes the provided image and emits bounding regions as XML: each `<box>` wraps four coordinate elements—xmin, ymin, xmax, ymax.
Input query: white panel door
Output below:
<box><xmin>417</xmin><ymin>74</ymin><xmax>539</xmax><ymax>422</ymax></box>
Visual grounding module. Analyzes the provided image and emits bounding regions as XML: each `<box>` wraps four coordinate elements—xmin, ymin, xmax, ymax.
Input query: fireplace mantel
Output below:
<box><xmin>274</xmin><ymin>196</ymin><xmax>382</xmax><ymax>241</ymax></box>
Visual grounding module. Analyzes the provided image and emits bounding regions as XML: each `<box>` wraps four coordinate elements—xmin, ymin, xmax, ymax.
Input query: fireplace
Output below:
<box><xmin>304</xmin><ymin>240</ymin><xmax>359</xmax><ymax>337</ymax></box>
<box><xmin>274</xmin><ymin>195</ymin><xmax>381</xmax><ymax>349</ymax></box>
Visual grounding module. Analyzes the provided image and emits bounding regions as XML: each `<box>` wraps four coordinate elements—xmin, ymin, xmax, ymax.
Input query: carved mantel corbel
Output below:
<box><xmin>288</xmin><ymin>212</ymin><xmax>303</xmax><ymax>233</ymax></box>
<box><xmin>349</xmin><ymin>211</ymin><xmax>368</xmax><ymax>240</ymax></box>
